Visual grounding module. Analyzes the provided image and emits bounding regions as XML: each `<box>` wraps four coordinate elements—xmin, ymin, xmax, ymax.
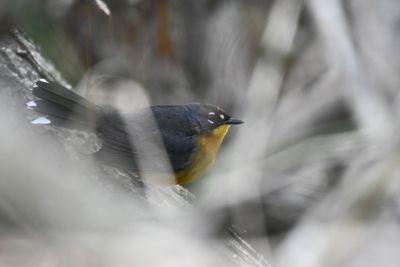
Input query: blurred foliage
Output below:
<box><xmin>3</xmin><ymin>0</ymin><xmax>400</xmax><ymax>266</ymax></box>
<box><xmin>4</xmin><ymin>0</ymin><xmax>270</xmax><ymax>108</ymax></box>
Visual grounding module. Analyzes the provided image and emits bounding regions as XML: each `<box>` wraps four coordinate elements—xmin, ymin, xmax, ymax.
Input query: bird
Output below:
<box><xmin>27</xmin><ymin>79</ymin><xmax>243</xmax><ymax>184</ymax></box>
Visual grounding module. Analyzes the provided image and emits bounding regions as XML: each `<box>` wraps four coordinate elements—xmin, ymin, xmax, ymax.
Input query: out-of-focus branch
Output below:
<box><xmin>209</xmin><ymin>0</ymin><xmax>305</xmax><ymax>206</ymax></box>
<box><xmin>308</xmin><ymin>0</ymin><xmax>398</xmax><ymax>148</ymax></box>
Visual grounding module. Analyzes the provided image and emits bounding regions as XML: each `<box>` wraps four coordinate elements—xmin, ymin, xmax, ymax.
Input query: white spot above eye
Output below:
<box><xmin>208</xmin><ymin>119</ymin><xmax>214</xmax><ymax>124</ymax></box>
<box><xmin>220</xmin><ymin>114</ymin><xmax>225</xmax><ymax>120</ymax></box>
<box><xmin>39</xmin><ymin>78</ymin><xmax>49</xmax><ymax>83</ymax></box>
<box><xmin>208</xmin><ymin>112</ymin><xmax>215</xmax><ymax>115</ymax></box>
<box><xmin>31</xmin><ymin>117</ymin><xmax>51</xmax><ymax>125</ymax></box>
<box><xmin>26</xmin><ymin>100</ymin><xmax>37</xmax><ymax>108</ymax></box>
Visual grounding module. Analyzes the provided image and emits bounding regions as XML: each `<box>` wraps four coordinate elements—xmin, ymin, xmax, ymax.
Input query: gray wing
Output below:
<box><xmin>94</xmin><ymin>109</ymin><xmax>197</xmax><ymax>172</ymax></box>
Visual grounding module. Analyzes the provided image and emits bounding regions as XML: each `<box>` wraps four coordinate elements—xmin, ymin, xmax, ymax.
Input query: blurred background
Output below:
<box><xmin>1</xmin><ymin>0</ymin><xmax>400</xmax><ymax>266</ymax></box>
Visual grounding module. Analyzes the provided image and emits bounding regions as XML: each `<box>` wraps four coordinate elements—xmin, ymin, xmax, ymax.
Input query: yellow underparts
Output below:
<box><xmin>175</xmin><ymin>125</ymin><xmax>231</xmax><ymax>184</ymax></box>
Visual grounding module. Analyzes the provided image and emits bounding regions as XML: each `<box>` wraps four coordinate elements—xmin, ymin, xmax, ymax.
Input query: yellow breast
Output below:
<box><xmin>175</xmin><ymin>125</ymin><xmax>231</xmax><ymax>184</ymax></box>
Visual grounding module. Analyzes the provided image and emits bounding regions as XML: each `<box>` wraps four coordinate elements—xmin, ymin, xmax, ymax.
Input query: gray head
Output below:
<box><xmin>150</xmin><ymin>103</ymin><xmax>243</xmax><ymax>135</ymax></box>
<box><xmin>185</xmin><ymin>103</ymin><xmax>243</xmax><ymax>134</ymax></box>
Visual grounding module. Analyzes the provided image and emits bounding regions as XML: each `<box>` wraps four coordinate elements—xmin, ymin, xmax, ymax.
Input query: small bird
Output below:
<box><xmin>28</xmin><ymin>79</ymin><xmax>243</xmax><ymax>184</ymax></box>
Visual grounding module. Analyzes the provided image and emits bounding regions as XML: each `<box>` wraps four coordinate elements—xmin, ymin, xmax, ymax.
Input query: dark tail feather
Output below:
<box><xmin>30</xmin><ymin>79</ymin><xmax>101</xmax><ymax>130</ymax></box>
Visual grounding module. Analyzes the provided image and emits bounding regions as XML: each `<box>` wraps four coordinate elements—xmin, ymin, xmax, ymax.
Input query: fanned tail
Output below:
<box><xmin>28</xmin><ymin>79</ymin><xmax>101</xmax><ymax>130</ymax></box>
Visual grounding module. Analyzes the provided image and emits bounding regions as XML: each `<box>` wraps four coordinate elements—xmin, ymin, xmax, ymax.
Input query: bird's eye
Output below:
<box><xmin>208</xmin><ymin>112</ymin><xmax>215</xmax><ymax>124</ymax></box>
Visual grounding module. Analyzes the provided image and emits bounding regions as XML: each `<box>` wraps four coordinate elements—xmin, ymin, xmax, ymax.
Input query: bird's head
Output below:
<box><xmin>186</xmin><ymin>103</ymin><xmax>243</xmax><ymax>135</ymax></box>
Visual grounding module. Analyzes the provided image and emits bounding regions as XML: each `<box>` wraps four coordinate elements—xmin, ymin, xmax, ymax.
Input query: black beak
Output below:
<box><xmin>225</xmin><ymin>118</ymin><xmax>244</xmax><ymax>125</ymax></box>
